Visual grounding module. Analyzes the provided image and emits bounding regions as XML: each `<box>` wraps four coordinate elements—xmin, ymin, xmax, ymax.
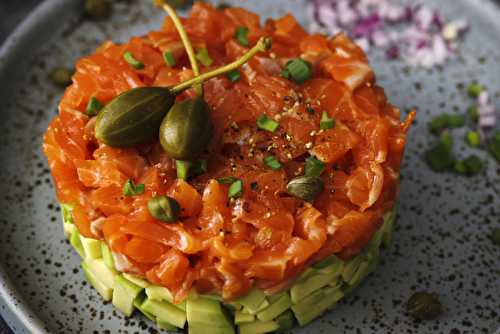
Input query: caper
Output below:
<box><xmin>49</xmin><ymin>67</ymin><xmax>74</xmax><ymax>86</ymax></box>
<box><xmin>84</xmin><ymin>0</ymin><xmax>112</xmax><ymax>18</ymax></box>
<box><xmin>406</xmin><ymin>291</ymin><xmax>443</xmax><ymax>320</ymax></box>
<box><xmin>286</xmin><ymin>175</ymin><xmax>325</xmax><ymax>201</ymax></box>
<box><xmin>147</xmin><ymin>195</ymin><xmax>181</xmax><ymax>224</ymax></box>
<box><xmin>95</xmin><ymin>87</ymin><xmax>176</xmax><ymax>148</ymax></box>
<box><xmin>159</xmin><ymin>97</ymin><xmax>212</xmax><ymax>160</ymax></box>
<box><xmin>215</xmin><ymin>3</ymin><xmax>232</xmax><ymax>9</ymax></box>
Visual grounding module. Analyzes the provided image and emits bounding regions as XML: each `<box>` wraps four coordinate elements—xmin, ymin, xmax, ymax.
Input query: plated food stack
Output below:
<box><xmin>42</xmin><ymin>2</ymin><xmax>415</xmax><ymax>333</ymax></box>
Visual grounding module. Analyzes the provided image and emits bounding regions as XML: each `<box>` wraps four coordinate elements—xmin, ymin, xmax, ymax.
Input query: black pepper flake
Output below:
<box><xmin>245</xmin><ymin>93</ymin><xmax>248</xmax><ymax>98</ymax></box>
<box><xmin>333</xmin><ymin>163</ymin><xmax>340</xmax><ymax>171</ymax></box>
<box><xmin>243</xmin><ymin>202</ymin><xmax>253</xmax><ymax>212</ymax></box>
<box><xmin>250</xmin><ymin>182</ymin><xmax>258</xmax><ymax>190</ymax></box>
<box><xmin>203</xmin><ymin>150</ymin><xmax>210</xmax><ymax>154</ymax></box>
<box><xmin>225</xmin><ymin>231</ymin><xmax>231</xmax><ymax>234</ymax></box>
<box><xmin>281</xmin><ymin>132</ymin><xmax>287</xmax><ymax>138</ymax></box>
<box><xmin>330</xmin><ymin>189</ymin><xmax>335</xmax><ymax>194</ymax></box>
<box><xmin>219</xmin><ymin>229</ymin><xmax>223</xmax><ymax>232</ymax></box>
<box><xmin>226</xmin><ymin>201</ymin><xmax>230</xmax><ymax>207</ymax></box>
<box><xmin>284</xmin><ymin>96</ymin><xmax>290</xmax><ymax>101</ymax></box>
<box><xmin>239</xmin><ymin>155</ymin><xmax>244</xmax><ymax>160</ymax></box>
<box><xmin>260</xmin><ymin>146</ymin><xmax>267</xmax><ymax>152</ymax></box>
<box><xmin>306</xmin><ymin>107</ymin><xmax>314</xmax><ymax>115</ymax></box>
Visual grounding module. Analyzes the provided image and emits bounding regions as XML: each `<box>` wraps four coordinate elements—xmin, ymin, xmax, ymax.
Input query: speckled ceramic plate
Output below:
<box><xmin>1</xmin><ymin>0</ymin><xmax>499</xmax><ymax>333</ymax></box>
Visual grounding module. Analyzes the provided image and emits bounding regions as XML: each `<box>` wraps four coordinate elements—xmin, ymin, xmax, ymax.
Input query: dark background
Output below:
<box><xmin>0</xmin><ymin>1</ymin><xmax>44</xmax><ymax>332</ymax></box>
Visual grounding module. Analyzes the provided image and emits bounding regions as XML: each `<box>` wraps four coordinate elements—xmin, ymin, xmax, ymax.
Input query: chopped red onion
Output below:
<box><xmin>478</xmin><ymin>114</ymin><xmax>497</xmax><ymax>128</ymax></box>
<box><xmin>477</xmin><ymin>91</ymin><xmax>489</xmax><ymax>107</ymax></box>
<box><xmin>307</xmin><ymin>0</ymin><xmax>469</xmax><ymax>68</ymax></box>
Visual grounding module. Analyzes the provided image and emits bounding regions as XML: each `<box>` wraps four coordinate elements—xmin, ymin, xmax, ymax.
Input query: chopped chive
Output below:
<box><xmin>265</xmin><ymin>230</ymin><xmax>272</xmax><ymax>238</ymax></box>
<box><xmin>304</xmin><ymin>156</ymin><xmax>326</xmax><ymax>176</ymax></box>
<box><xmin>217</xmin><ymin>176</ymin><xmax>237</xmax><ymax>184</ymax></box>
<box><xmin>123</xmin><ymin>51</ymin><xmax>145</xmax><ymax>69</ymax></box>
<box><xmin>85</xmin><ymin>97</ymin><xmax>105</xmax><ymax>116</ymax></box>
<box><xmin>233</xmin><ymin>27</ymin><xmax>250</xmax><ymax>47</ymax></box>
<box><xmin>225</xmin><ymin>69</ymin><xmax>242</xmax><ymax>84</ymax></box>
<box><xmin>492</xmin><ymin>227</ymin><xmax>500</xmax><ymax>245</ymax></box>
<box><xmin>228</xmin><ymin>179</ymin><xmax>243</xmax><ymax>198</ymax></box>
<box><xmin>190</xmin><ymin>159</ymin><xmax>207</xmax><ymax>174</ymax></box>
<box><xmin>430</xmin><ymin>114</ymin><xmax>465</xmax><ymax>132</ymax></box>
<box><xmin>320</xmin><ymin>110</ymin><xmax>335</xmax><ymax>130</ymax></box>
<box><xmin>440</xmin><ymin>132</ymin><xmax>453</xmax><ymax>150</ymax></box>
<box><xmin>467</xmin><ymin>105</ymin><xmax>479</xmax><ymax>122</ymax></box>
<box><xmin>463</xmin><ymin>154</ymin><xmax>483</xmax><ymax>176</ymax></box>
<box><xmin>453</xmin><ymin>160</ymin><xmax>467</xmax><ymax>174</ymax></box>
<box><xmin>465</xmin><ymin>131</ymin><xmax>481</xmax><ymax>147</ymax></box>
<box><xmin>488</xmin><ymin>143</ymin><xmax>500</xmax><ymax>162</ymax></box>
<box><xmin>467</xmin><ymin>83</ymin><xmax>484</xmax><ymax>97</ymax></box>
<box><xmin>162</xmin><ymin>51</ymin><xmax>176</xmax><ymax>66</ymax></box>
<box><xmin>257</xmin><ymin>114</ymin><xmax>280</xmax><ymax>132</ymax></box>
<box><xmin>425</xmin><ymin>143</ymin><xmax>455</xmax><ymax>172</ymax></box>
<box><xmin>281</xmin><ymin>69</ymin><xmax>290</xmax><ymax>80</ymax></box>
<box><xmin>492</xmin><ymin>131</ymin><xmax>500</xmax><ymax>146</ymax></box>
<box><xmin>195</xmin><ymin>48</ymin><xmax>213</xmax><ymax>67</ymax></box>
<box><xmin>123</xmin><ymin>178</ymin><xmax>145</xmax><ymax>196</ymax></box>
<box><xmin>286</xmin><ymin>58</ymin><xmax>313</xmax><ymax>86</ymax></box>
<box><xmin>263</xmin><ymin>155</ymin><xmax>283</xmax><ymax>171</ymax></box>
<box><xmin>176</xmin><ymin>160</ymin><xmax>193</xmax><ymax>181</ymax></box>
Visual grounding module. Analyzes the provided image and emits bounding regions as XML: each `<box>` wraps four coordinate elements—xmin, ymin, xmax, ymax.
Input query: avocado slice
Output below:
<box><xmin>238</xmin><ymin>285</ymin><xmax>267</xmax><ymax>311</ymax></box>
<box><xmin>369</xmin><ymin>210</ymin><xmax>393</xmax><ymax>246</ymax></box>
<box><xmin>69</xmin><ymin>226</ymin><xmax>85</xmax><ymax>259</ymax></box>
<box><xmin>80</xmin><ymin>234</ymin><xmax>103</xmax><ymax>260</ymax></box>
<box><xmin>186</xmin><ymin>296</ymin><xmax>234</xmax><ymax>327</ymax></box>
<box><xmin>290</xmin><ymin>271</ymin><xmax>339</xmax><ymax>304</ymax></box>
<box><xmin>382</xmin><ymin>205</ymin><xmax>397</xmax><ymax>248</ymax></box>
<box><xmin>341</xmin><ymin>247</ymin><xmax>368</xmax><ymax>283</ymax></box>
<box><xmin>273</xmin><ymin>309</ymin><xmax>294</xmax><ymax>332</ymax></box>
<box><xmin>146</xmin><ymin>284</ymin><xmax>174</xmax><ymax>303</ymax></box>
<box><xmin>101</xmin><ymin>241</ymin><xmax>115</xmax><ymax>268</ymax></box>
<box><xmin>156</xmin><ymin>317</ymin><xmax>179</xmax><ymax>332</ymax></box>
<box><xmin>238</xmin><ymin>318</ymin><xmax>280</xmax><ymax>334</ymax></box>
<box><xmin>81</xmin><ymin>260</ymin><xmax>113</xmax><ymax>301</ymax></box>
<box><xmin>133</xmin><ymin>292</ymin><xmax>156</xmax><ymax>322</ymax></box>
<box><xmin>189</xmin><ymin>321</ymin><xmax>233</xmax><ymax>334</ymax></box>
<box><xmin>290</xmin><ymin>288</ymin><xmax>324</xmax><ymax>315</ymax></box>
<box><xmin>241</xmin><ymin>298</ymin><xmax>269</xmax><ymax>315</ymax></box>
<box><xmin>235</xmin><ymin>309</ymin><xmax>255</xmax><ymax>325</ymax></box>
<box><xmin>112</xmin><ymin>274</ymin><xmax>144</xmax><ymax>317</ymax></box>
<box><xmin>84</xmin><ymin>257</ymin><xmax>120</xmax><ymax>289</ymax></box>
<box><xmin>140</xmin><ymin>296</ymin><xmax>187</xmax><ymax>328</ymax></box>
<box><xmin>295</xmin><ymin>267</ymin><xmax>317</xmax><ymax>284</ymax></box>
<box><xmin>294</xmin><ymin>289</ymin><xmax>344</xmax><ymax>327</ymax></box>
<box><xmin>256</xmin><ymin>291</ymin><xmax>293</xmax><ymax>323</ymax></box>
<box><xmin>341</xmin><ymin>277</ymin><xmax>364</xmax><ymax>298</ymax></box>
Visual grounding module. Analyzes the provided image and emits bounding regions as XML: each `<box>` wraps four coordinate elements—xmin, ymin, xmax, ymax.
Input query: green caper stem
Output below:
<box><xmin>155</xmin><ymin>0</ymin><xmax>204</xmax><ymax>98</ymax></box>
<box><xmin>168</xmin><ymin>37</ymin><xmax>273</xmax><ymax>95</ymax></box>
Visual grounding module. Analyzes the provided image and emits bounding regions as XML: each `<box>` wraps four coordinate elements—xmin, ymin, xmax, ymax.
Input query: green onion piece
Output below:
<box><xmin>225</xmin><ymin>69</ymin><xmax>242</xmax><ymax>84</ymax></box>
<box><xmin>467</xmin><ymin>83</ymin><xmax>484</xmax><ymax>97</ymax></box>
<box><xmin>320</xmin><ymin>110</ymin><xmax>335</xmax><ymax>130</ymax></box>
<box><xmin>467</xmin><ymin>105</ymin><xmax>479</xmax><ymax>123</ymax></box>
<box><xmin>286</xmin><ymin>58</ymin><xmax>313</xmax><ymax>86</ymax></box>
<box><xmin>492</xmin><ymin>227</ymin><xmax>500</xmax><ymax>245</ymax></box>
<box><xmin>217</xmin><ymin>176</ymin><xmax>237</xmax><ymax>184</ymax></box>
<box><xmin>233</xmin><ymin>27</ymin><xmax>250</xmax><ymax>47</ymax></box>
<box><xmin>304</xmin><ymin>156</ymin><xmax>326</xmax><ymax>176</ymax></box>
<box><xmin>228</xmin><ymin>179</ymin><xmax>243</xmax><ymax>198</ymax></box>
<box><xmin>447</xmin><ymin>114</ymin><xmax>466</xmax><ymax>127</ymax></box>
<box><xmin>425</xmin><ymin>143</ymin><xmax>455</xmax><ymax>172</ymax></box>
<box><xmin>123</xmin><ymin>51</ymin><xmax>145</xmax><ymax>69</ymax></box>
<box><xmin>463</xmin><ymin>154</ymin><xmax>483</xmax><ymax>176</ymax></box>
<box><xmin>257</xmin><ymin>114</ymin><xmax>280</xmax><ymax>132</ymax></box>
<box><xmin>85</xmin><ymin>97</ymin><xmax>105</xmax><ymax>116</ymax></box>
<box><xmin>263</xmin><ymin>155</ymin><xmax>283</xmax><ymax>171</ymax></box>
<box><xmin>488</xmin><ymin>143</ymin><xmax>500</xmax><ymax>162</ymax></box>
<box><xmin>492</xmin><ymin>131</ymin><xmax>500</xmax><ymax>146</ymax></box>
<box><xmin>430</xmin><ymin>114</ymin><xmax>465</xmax><ymax>132</ymax></box>
<box><xmin>453</xmin><ymin>160</ymin><xmax>467</xmax><ymax>174</ymax></box>
<box><xmin>190</xmin><ymin>159</ymin><xmax>207</xmax><ymax>174</ymax></box>
<box><xmin>176</xmin><ymin>160</ymin><xmax>193</xmax><ymax>181</ymax></box>
<box><xmin>465</xmin><ymin>131</ymin><xmax>481</xmax><ymax>147</ymax></box>
<box><xmin>163</xmin><ymin>51</ymin><xmax>176</xmax><ymax>66</ymax></box>
<box><xmin>195</xmin><ymin>48</ymin><xmax>213</xmax><ymax>67</ymax></box>
<box><xmin>123</xmin><ymin>178</ymin><xmax>145</xmax><ymax>196</ymax></box>
<box><xmin>281</xmin><ymin>69</ymin><xmax>290</xmax><ymax>80</ymax></box>
<box><xmin>440</xmin><ymin>132</ymin><xmax>453</xmax><ymax>150</ymax></box>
